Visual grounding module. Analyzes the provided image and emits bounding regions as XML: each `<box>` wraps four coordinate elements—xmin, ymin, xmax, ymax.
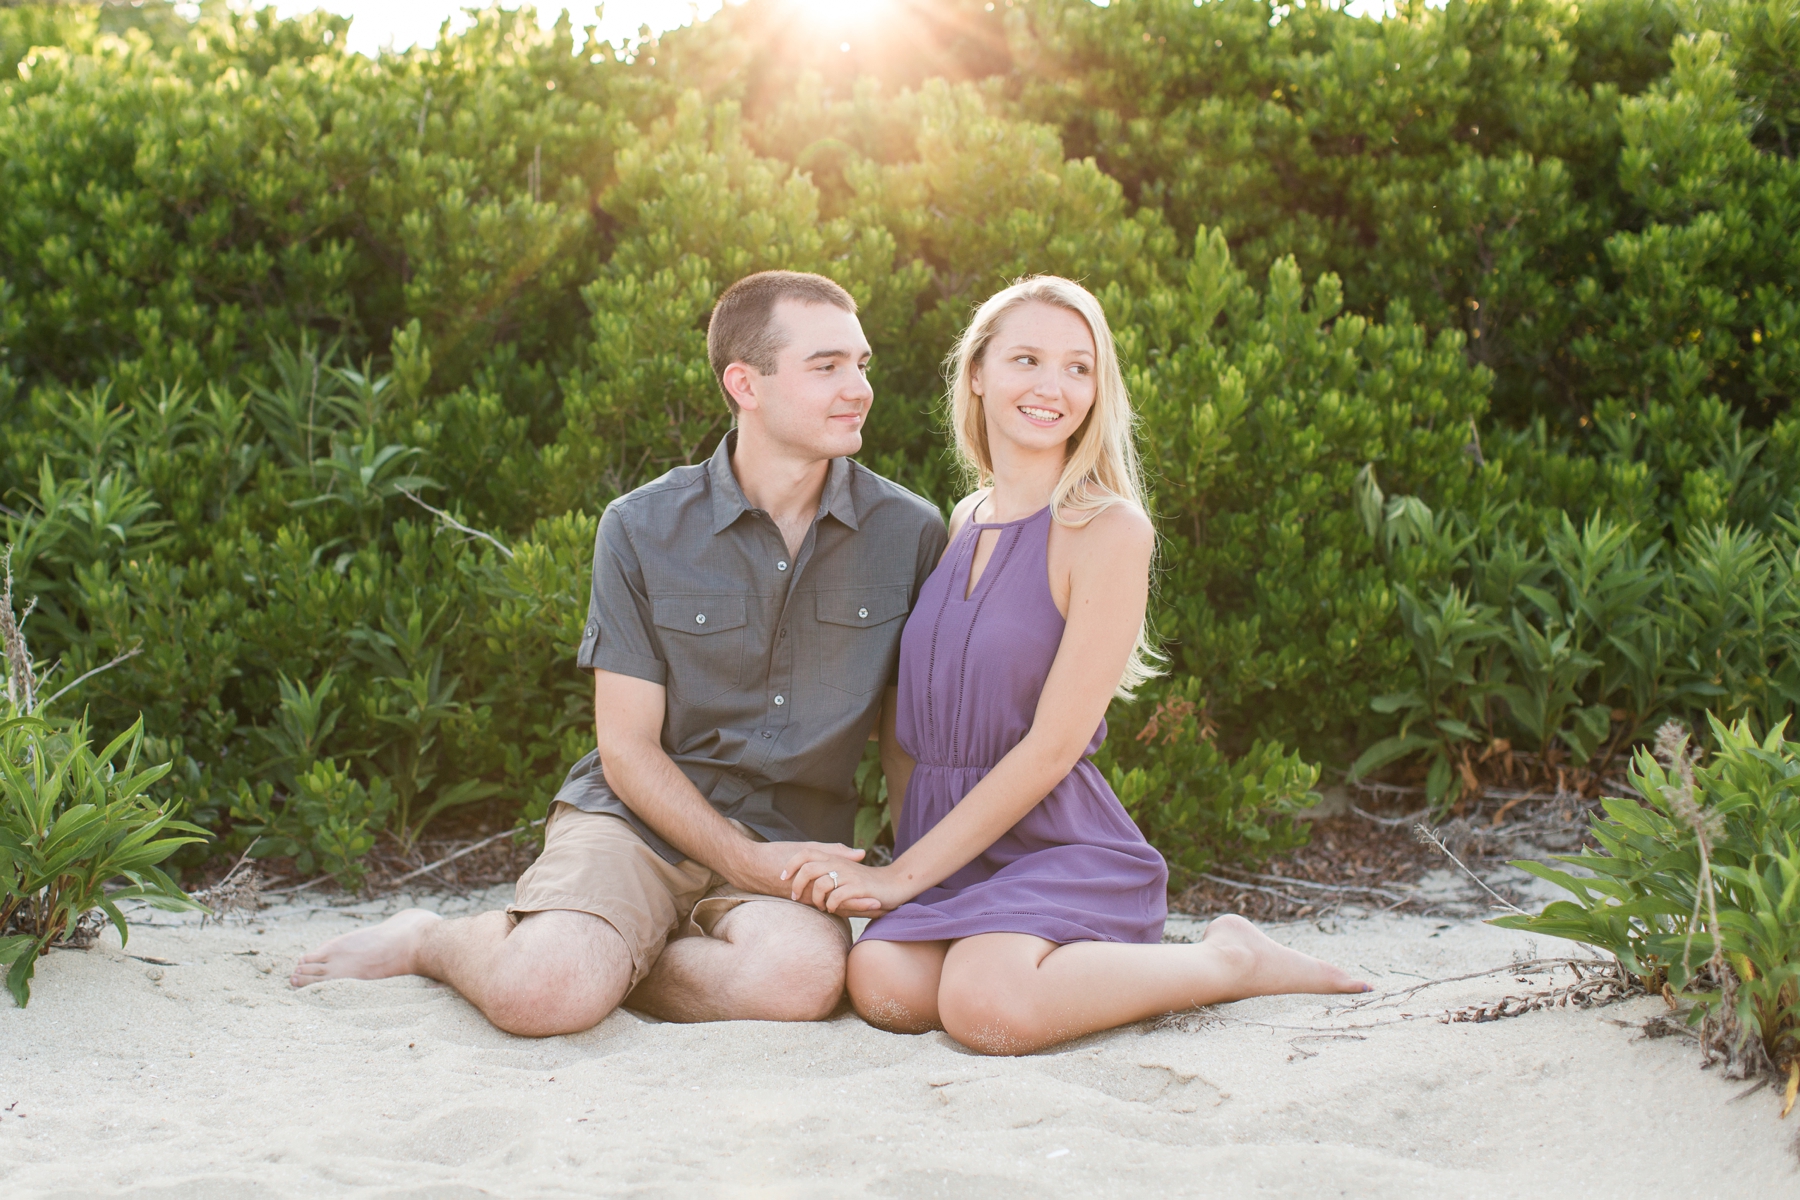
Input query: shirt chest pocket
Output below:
<box><xmin>814</xmin><ymin>585</ymin><xmax>912</xmax><ymax>697</ymax></box>
<box><xmin>652</xmin><ymin>596</ymin><xmax>749</xmax><ymax>704</ymax></box>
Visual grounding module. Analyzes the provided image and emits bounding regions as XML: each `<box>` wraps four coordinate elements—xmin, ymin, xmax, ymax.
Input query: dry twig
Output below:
<box><xmin>399</xmin><ymin>488</ymin><xmax>514</xmax><ymax>559</ymax></box>
<box><xmin>1412</xmin><ymin>821</ymin><xmax>1530</xmax><ymax>915</ymax></box>
<box><xmin>385</xmin><ymin>818</ymin><xmax>546</xmax><ymax>889</ymax></box>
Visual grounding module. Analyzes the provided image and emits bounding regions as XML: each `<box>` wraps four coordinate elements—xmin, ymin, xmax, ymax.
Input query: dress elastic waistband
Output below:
<box><xmin>909</xmin><ymin>760</ymin><xmax>994</xmax><ymax>772</ymax></box>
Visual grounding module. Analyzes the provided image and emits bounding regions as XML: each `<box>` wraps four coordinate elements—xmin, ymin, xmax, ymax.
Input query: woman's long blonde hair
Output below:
<box><xmin>945</xmin><ymin>275</ymin><xmax>1163</xmax><ymax>698</ymax></box>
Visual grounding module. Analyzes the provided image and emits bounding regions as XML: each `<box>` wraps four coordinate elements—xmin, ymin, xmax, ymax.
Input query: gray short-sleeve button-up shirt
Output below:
<box><xmin>557</xmin><ymin>431</ymin><xmax>949</xmax><ymax>863</ymax></box>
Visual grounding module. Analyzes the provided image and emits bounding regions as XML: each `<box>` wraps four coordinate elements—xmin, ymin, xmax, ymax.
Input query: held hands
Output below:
<box><xmin>730</xmin><ymin>839</ymin><xmax>865</xmax><ymax>899</ymax></box>
<box><xmin>781</xmin><ymin>854</ymin><xmax>911</xmax><ymax>916</ymax></box>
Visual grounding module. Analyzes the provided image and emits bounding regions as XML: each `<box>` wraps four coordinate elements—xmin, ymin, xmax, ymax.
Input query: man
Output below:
<box><xmin>291</xmin><ymin>271</ymin><xmax>948</xmax><ymax>1035</ymax></box>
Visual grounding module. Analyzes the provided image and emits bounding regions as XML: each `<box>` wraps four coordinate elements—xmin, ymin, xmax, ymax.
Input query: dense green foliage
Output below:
<box><xmin>0</xmin><ymin>0</ymin><xmax>1794</xmax><ymax>883</ymax></box>
<box><xmin>1495</xmin><ymin>716</ymin><xmax>1800</xmax><ymax>1075</ymax></box>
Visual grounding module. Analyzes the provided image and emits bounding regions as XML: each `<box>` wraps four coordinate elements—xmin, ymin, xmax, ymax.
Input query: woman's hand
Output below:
<box><xmin>780</xmin><ymin>855</ymin><xmax>913</xmax><ymax>916</ymax></box>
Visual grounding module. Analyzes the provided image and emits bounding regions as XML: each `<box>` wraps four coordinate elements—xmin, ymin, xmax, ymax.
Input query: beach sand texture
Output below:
<box><xmin>3</xmin><ymin>887</ymin><xmax>1792</xmax><ymax>1198</ymax></box>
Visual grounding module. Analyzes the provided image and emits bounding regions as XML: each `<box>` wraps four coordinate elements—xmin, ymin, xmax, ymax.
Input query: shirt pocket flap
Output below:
<box><xmin>815</xmin><ymin>585</ymin><xmax>911</xmax><ymax>629</ymax></box>
<box><xmin>652</xmin><ymin>595</ymin><xmax>748</xmax><ymax>635</ymax></box>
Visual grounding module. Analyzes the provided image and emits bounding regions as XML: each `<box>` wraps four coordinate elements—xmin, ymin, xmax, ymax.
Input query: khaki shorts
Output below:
<box><xmin>509</xmin><ymin>802</ymin><xmax>851</xmax><ymax>988</ymax></box>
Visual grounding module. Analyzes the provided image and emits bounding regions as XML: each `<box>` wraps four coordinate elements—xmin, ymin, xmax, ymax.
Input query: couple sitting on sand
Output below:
<box><xmin>293</xmin><ymin>270</ymin><xmax>1367</xmax><ymax>1053</ymax></box>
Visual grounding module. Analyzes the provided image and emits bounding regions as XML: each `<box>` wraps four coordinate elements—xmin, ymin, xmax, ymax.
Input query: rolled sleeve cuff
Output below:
<box><xmin>584</xmin><ymin>645</ymin><xmax>667</xmax><ymax>684</ymax></box>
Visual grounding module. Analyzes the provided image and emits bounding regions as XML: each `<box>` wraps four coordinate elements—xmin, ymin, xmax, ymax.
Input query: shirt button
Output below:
<box><xmin>761</xmin><ymin>730</ymin><xmax>773</xmax><ymax>738</ymax></box>
<box><xmin>695</xmin><ymin>613</ymin><xmax>706</xmax><ymax>625</ymax></box>
<box><xmin>858</xmin><ymin>607</ymin><xmax>868</xmax><ymax>619</ymax></box>
<box><xmin>780</xmin><ymin>628</ymin><xmax>788</xmax><ymax>638</ymax></box>
<box><xmin>773</xmin><ymin>695</ymin><xmax>785</xmax><ymax>706</ymax></box>
<box><xmin>777</xmin><ymin>561</ymin><xmax>788</xmax><ymax>571</ymax></box>
<box><xmin>585</xmin><ymin>622</ymin><xmax>598</xmax><ymax>637</ymax></box>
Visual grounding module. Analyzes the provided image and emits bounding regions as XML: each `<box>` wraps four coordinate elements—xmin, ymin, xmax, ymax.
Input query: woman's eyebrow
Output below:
<box><xmin>999</xmin><ymin>343</ymin><xmax>1093</xmax><ymax>357</ymax></box>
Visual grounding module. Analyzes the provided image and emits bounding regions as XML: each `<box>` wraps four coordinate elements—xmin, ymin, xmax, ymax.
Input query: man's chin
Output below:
<box><xmin>822</xmin><ymin>429</ymin><xmax>864</xmax><ymax>459</ymax></box>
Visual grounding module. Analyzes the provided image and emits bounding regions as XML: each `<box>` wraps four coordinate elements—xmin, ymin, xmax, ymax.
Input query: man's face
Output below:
<box><xmin>737</xmin><ymin>300</ymin><xmax>874</xmax><ymax>461</ymax></box>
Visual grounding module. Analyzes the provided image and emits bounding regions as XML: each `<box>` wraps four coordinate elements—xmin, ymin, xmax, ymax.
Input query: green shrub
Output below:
<box><xmin>1096</xmin><ymin>678</ymin><xmax>1320</xmax><ymax>883</ymax></box>
<box><xmin>1494</xmin><ymin>716</ymin><xmax>1800</xmax><ymax>1077</ymax></box>
<box><xmin>1353</xmin><ymin>487</ymin><xmax>1800</xmax><ymax>810</ymax></box>
<box><xmin>0</xmin><ymin>709</ymin><xmax>206</xmax><ymax>1006</ymax></box>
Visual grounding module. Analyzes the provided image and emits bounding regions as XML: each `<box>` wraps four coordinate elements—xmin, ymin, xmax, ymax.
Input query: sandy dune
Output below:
<box><xmin>3</xmin><ymin>885</ymin><xmax>1793</xmax><ymax>1198</ymax></box>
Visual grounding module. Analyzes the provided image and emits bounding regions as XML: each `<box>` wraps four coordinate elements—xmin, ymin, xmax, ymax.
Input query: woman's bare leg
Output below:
<box><xmin>846</xmin><ymin>938</ymin><xmax>951</xmax><ymax>1033</ymax></box>
<box><xmin>935</xmin><ymin>914</ymin><xmax>1368</xmax><ymax>1056</ymax></box>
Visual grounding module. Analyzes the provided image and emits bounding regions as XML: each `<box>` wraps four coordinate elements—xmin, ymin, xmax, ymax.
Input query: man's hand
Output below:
<box><xmin>728</xmin><ymin>839</ymin><xmax>865</xmax><ymax>899</ymax></box>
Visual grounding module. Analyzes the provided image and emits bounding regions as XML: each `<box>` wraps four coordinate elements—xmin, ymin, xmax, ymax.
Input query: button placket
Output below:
<box><xmin>764</xmin><ymin>520</ymin><xmax>820</xmax><ymax>735</ymax></box>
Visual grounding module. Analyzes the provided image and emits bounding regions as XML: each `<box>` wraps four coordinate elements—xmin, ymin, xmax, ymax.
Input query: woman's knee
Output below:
<box><xmin>937</xmin><ymin>970</ymin><xmax>1053</xmax><ymax>1056</ymax></box>
<box><xmin>847</xmin><ymin>940</ymin><xmax>943</xmax><ymax>1034</ymax></box>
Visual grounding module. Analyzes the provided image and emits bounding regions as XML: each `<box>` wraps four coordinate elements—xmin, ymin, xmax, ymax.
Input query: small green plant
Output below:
<box><xmin>1352</xmin><ymin>583</ymin><xmax>1505</xmax><ymax>810</ymax></box>
<box><xmin>1494</xmin><ymin>716</ymin><xmax>1800</xmax><ymax>1089</ymax></box>
<box><xmin>0</xmin><ymin>711</ymin><xmax>206</xmax><ymax>1006</ymax></box>
<box><xmin>852</xmin><ymin>740</ymin><xmax>890</xmax><ymax>857</ymax></box>
<box><xmin>0</xmin><ymin>556</ymin><xmax>206</xmax><ymax>1006</ymax></box>
<box><xmin>230</xmin><ymin>760</ymin><xmax>396</xmax><ymax>890</ymax></box>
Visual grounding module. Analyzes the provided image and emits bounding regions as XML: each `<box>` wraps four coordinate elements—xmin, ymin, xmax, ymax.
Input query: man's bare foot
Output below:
<box><xmin>1201</xmin><ymin>913</ymin><xmax>1370</xmax><ymax>998</ymax></box>
<box><xmin>290</xmin><ymin>908</ymin><xmax>442</xmax><ymax>988</ymax></box>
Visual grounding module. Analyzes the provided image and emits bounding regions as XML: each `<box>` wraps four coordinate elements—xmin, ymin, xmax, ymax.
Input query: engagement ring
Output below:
<box><xmin>827</xmin><ymin>871</ymin><xmax>840</xmax><ymax>889</ymax></box>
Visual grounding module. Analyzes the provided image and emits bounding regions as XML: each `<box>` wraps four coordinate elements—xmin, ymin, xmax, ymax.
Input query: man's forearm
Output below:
<box><xmin>598</xmin><ymin>739</ymin><xmax>759</xmax><ymax>887</ymax></box>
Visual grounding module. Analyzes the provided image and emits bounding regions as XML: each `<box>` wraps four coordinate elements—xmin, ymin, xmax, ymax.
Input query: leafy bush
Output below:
<box><xmin>1353</xmin><ymin>481</ymin><xmax>1800</xmax><ymax>811</ymax></box>
<box><xmin>1097</xmin><ymin>679</ymin><xmax>1320</xmax><ymax>883</ymax></box>
<box><xmin>1494</xmin><ymin>717</ymin><xmax>1799</xmax><ymax>1080</ymax></box>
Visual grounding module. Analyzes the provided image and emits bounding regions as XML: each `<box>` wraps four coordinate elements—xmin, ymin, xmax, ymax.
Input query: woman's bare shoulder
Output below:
<box><xmin>1061</xmin><ymin>500</ymin><xmax>1154</xmax><ymax>571</ymax></box>
<box><xmin>946</xmin><ymin>489</ymin><xmax>991</xmax><ymax>542</ymax></box>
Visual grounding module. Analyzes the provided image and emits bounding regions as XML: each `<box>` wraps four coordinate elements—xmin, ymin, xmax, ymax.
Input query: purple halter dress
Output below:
<box><xmin>859</xmin><ymin>505</ymin><xmax>1168</xmax><ymax>946</ymax></box>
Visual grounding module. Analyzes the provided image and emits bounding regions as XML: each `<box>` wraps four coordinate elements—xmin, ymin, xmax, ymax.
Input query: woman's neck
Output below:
<box><xmin>982</xmin><ymin>442</ymin><xmax>1066</xmax><ymax>523</ymax></box>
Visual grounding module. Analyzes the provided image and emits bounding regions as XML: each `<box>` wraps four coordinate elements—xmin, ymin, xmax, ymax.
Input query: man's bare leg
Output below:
<box><xmin>290</xmin><ymin>908</ymin><xmax>632</xmax><ymax>1037</ymax></box>
<box><xmin>626</xmin><ymin>899</ymin><xmax>849</xmax><ymax>1023</ymax></box>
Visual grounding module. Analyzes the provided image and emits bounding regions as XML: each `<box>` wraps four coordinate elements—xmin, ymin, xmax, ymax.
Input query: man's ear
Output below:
<box><xmin>722</xmin><ymin>362</ymin><xmax>760</xmax><ymax>412</ymax></box>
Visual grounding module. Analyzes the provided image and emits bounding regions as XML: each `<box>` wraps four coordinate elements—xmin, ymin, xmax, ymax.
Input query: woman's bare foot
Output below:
<box><xmin>1200</xmin><ymin>913</ymin><xmax>1370</xmax><ymax>999</ymax></box>
<box><xmin>290</xmin><ymin>908</ymin><xmax>442</xmax><ymax>988</ymax></box>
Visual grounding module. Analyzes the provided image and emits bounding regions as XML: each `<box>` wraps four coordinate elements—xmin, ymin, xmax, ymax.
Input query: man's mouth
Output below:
<box><xmin>1019</xmin><ymin>405</ymin><xmax>1062</xmax><ymax>425</ymax></box>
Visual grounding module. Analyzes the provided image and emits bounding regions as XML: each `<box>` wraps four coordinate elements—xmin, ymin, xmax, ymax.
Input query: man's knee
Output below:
<box><xmin>486</xmin><ymin>911</ymin><xmax>633</xmax><ymax>1037</ymax></box>
<box><xmin>714</xmin><ymin>902</ymin><xmax>848</xmax><ymax>1021</ymax></box>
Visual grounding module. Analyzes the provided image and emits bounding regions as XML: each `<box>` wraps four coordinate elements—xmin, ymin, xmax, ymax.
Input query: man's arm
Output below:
<box><xmin>592</xmin><ymin>669</ymin><xmax>862</xmax><ymax>897</ymax></box>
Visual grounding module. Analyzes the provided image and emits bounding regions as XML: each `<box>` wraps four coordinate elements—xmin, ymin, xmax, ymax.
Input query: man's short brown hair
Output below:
<box><xmin>706</xmin><ymin>271</ymin><xmax>857</xmax><ymax>414</ymax></box>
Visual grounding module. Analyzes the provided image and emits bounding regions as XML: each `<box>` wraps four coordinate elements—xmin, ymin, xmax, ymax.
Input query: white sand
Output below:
<box><xmin>3</xmin><ymin>885</ymin><xmax>1794</xmax><ymax>1198</ymax></box>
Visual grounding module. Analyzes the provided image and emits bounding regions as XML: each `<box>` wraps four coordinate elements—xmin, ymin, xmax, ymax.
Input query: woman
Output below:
<box><xmin>783</xmin><ymin>276</ymin><xmax>1367</xmax><ymax>1055</ymax></box>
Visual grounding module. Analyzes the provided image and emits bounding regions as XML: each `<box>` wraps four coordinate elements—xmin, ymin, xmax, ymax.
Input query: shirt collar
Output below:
<box><xmin>707</xmin><ymin>430</ymin><xmax>861</xmax><ymax>534</ymax></box>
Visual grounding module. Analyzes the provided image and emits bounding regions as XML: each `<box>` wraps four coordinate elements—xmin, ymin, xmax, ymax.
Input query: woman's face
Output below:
<box><xmin>971</xmin><ymin>301</ymin><xmax>1097</xmax><ymax>459</ymax></box>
